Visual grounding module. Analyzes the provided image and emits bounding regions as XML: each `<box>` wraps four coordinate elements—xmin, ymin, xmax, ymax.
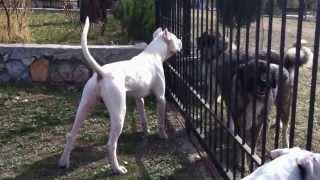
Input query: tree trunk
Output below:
<box><xmin>80</xmin><ymin>0</ymin><xmax>105</xmax><ymax>23</ymax></box>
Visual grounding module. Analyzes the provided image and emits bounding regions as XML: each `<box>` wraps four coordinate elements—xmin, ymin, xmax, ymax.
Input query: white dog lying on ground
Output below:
<box><xmin>243</xmin><ymin>147</ymin><xmax>320</xmax><ymax>180</ymax></box>
<box><xmin>58</xmin><ymin>17</ymin><xmax>182</xmax><ymax>174</ymax></box>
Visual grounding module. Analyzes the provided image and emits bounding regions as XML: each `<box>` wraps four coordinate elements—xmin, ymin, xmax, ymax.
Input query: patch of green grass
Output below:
<box><xmin>0</xmin><ymin>85</ymin><xmax>197</xmax><ymax>179</ymax></box>
<box><xmin>28</xmin><ymin>11</ymin><xmax>128</xmax><ymax>45</ymax></box>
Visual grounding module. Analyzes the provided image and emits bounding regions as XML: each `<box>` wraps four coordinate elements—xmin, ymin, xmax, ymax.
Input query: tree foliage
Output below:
<box><xmin>114</xmin><ymin>0</ymin><xmax>155</xmax><ymax>42</ymax></box>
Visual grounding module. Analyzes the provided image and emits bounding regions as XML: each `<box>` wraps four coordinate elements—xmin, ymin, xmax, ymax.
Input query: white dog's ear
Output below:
<box><xmin>297</xmin><ymin>153</ymin><xmax>320</xmax><ymax>180</ymax></box>
<box><xmin>153</xmin><ymin>27</ymin><xmax>163</xmax><ymax>39</ymax></box>
<box><xmin>297</xmin><ymin>155</ymin><xmax>314</xmax><ymax>177</ymax></box>
<box><xmin>270</xmin><ymin>148</ymin><xmax>291</xmax><ymax>159</ymax></box>
<box><xmin>163</xmin><ymin>28</ymin><xmax>172</xmax><ymax>41</ymax></box>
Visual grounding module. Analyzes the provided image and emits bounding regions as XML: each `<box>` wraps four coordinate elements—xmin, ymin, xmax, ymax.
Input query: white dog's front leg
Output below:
<box><xmin>135</xmin><ymin>98</ymin><xmax>148</xmax><ymax>135</ymax></box>
<box><xmin>156</xmin><ymin>96</ymin><xmax>168</xmax><ymax>139</ymax></box>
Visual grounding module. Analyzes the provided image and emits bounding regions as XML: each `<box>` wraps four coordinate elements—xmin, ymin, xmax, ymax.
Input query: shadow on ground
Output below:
<box><xmin>11</xmin><ymin>145</ymin><xmax>105</xmax><ymax>180</ymax></box>
<box><xmin>8</xmin><ymin>132</ymin><xmax>206</xmax><ymax>180</ymax></box>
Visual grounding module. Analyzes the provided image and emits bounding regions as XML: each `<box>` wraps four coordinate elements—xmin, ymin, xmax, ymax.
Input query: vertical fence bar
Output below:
<box><xmin>155</xmin><ymin>0</ymin><xmax>160</xmax><ymax>28</ymax></box>
<box><xmin>194</xmin><ymin>0</ymin><xmax>198</xmax><ymax>128</ymax></box>
<box><xmin>306</xmin><ymin>0</ymin><xmax>320</xmax><ymax>151</ymax></box>
<box><xmin>183</xmin><ymin>0</ymin><xmax>189</xmax><ymax>117</ymax></box>
<box><xmin>199</xmin><ymin>0</ymin><xmax>204</xmax><ymax>136</ymax></box>
<box><xmin>183</xmin><ymin>0</ymin><xmax>191</xmax><ymax>56</ymax></box>
<box><xmin>204</xmin><ymin>0</ymin><xmax>209</xmax><ymax>144</ymax></box>
<box><xmin>166</xmin><ymin>0</ymin><xmax>170</xmax><ymax>30</ymax></box>
<box><xmin>208</xmin><ymin>0</ymin><xmax>214</xmax><ymax>151</ymax></box>
<box><xmin>213</xmin><ymin>0</ymin><xmax>220</xmax><ymax>155</ymax></box>
<box><xmin>233</xmin><ymin>12</ymin><xmax>242</xmax><ymax>179</ymax></box>
<box><xmin>220</xmin><ymin>21</ymin><xmax>226</xmax><ymax>164</ymax></box>
<box><xmin>289</xmin><ymin>0</ymin><xmax>305</xmax><ymax>148</ymax></box>
<box><xmin>261</xmin><ymin>0</ymin><xmax>274</xmax><ymax>164</ymax></box>
<box><xmin>251</xmin><ymin>0</ymin><xmax>262</xmax><ymax>172</ymax></box>
<box><xmin>177</xmin><ymin>0</ymin><xmax>181</xmax><ymax>102</ymax></box>
<box><xmin>196</xmin><ymin>0</ymin><xmax>200</xmax><ymax>130</ymax></box>
<box><xmin>186</xmin><ymin>0</ymin><xmax>192</xmax><ymax>135</ymax></box>
<box><xmin>191</xmin><ymin>0</ymin><xmax>196</xmax><ymax>132</ymax></box>
<box><xmin>274</xmin><ymin>0</ymin><xmax>287</xmax><ymax>150</ymax></box>
<box><xmin>241</xmin><ymin>20</ymin><xmax>251</xmax><ymax>178</ymax></box>
<box><xmin>226</xmin><ymin>23</ymin><xmax>234</xmax><ymax>173</ymax></box>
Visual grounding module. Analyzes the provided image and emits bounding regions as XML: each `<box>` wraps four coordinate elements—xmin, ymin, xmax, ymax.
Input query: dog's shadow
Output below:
<box><xmin>11</xmin><ymin>132</ymin><xmax>171</xmax><ymax>179</ymax></box>
<box><xmin>11</xmin><ymin>144</ymin><xmax>105</xmax><ymax>180</ymax></box>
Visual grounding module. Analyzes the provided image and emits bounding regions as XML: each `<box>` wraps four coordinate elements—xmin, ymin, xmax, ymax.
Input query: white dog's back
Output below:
<box><xmin>98</xmin><ymin>58</ymin><xmax>156</xmax><ymax>97</ymax></box>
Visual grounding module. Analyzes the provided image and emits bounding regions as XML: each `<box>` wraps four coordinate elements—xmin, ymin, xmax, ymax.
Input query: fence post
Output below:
<box><xmin>155</xmin><ymin>0</ymin><xmax>160</xmax><ymax>28</ymax></box>
<box><xmin>183</xmin><ymin>0</ymin><xmax>191</xmax><ymax>56</ymax></box>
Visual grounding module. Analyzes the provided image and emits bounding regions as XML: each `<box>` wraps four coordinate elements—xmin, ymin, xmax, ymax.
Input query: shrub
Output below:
<box><xmin>114</xmin><ymin>0</ymin><xmax>155</xmax><ymax>42</ymax></box>
<box><xmin>217</xmin><ymin>0</ymin><xmax>269</xmax><ymax>27</ymax></box>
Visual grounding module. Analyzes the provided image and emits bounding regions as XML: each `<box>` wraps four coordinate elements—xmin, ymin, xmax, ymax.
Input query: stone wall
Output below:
<box><xmin>0</xmin><ymin>43</ymin><xmax>146</xmax><ymax>85</ymax></box>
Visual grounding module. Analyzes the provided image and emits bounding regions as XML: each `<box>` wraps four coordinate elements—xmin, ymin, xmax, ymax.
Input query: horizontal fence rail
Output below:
<box><xmin>156</xmin><ymin>0</ymin><xmax>320</xmax><ymax>179</ymax></box>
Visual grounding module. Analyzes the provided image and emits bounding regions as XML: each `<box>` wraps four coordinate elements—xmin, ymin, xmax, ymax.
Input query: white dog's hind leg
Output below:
<box><xmin>58</xmin><ymin>77</ymin><xmax>99</xmax><ymax>168</ymax></box>
<box><xmin>136</xmin><ymin>98</ymin><xmax>148</xmax><ymax>135</ymax></box>
<box><xmin>100</xmin><ymin>82</ymin><xmax>127</xmax><ymax>174</ymax></box>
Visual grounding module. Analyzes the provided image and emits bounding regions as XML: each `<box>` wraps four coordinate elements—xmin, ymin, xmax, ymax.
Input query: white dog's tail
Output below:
<box><xmin>81</xmin><ymin>17</ymin><xmax>105</xmax><ymax>77</ymax></box>
<box><xmin>285</xmin><ymin>39</ymin><xmax>314</xmax><ymax>69</ymax></box>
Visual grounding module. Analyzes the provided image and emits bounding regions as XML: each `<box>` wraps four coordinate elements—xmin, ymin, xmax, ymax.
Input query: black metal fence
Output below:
<box><xmin>156</xmin><ymin>0</ymin><xmax>319</xmax><ymax>179</ymax></box>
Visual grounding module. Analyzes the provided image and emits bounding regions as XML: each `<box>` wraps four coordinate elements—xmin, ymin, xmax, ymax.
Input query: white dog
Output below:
<box><xmin>58</xmin><ymin>17</ymin><xmax>182</xmax><ymax>174</ymax></box>
<box><xmin>243</xmin><ymin>147</ymin><xmax>320</xmax><ymax>180</ymax></box>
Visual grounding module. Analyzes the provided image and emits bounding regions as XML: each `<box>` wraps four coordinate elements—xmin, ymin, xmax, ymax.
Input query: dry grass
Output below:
<box><xmin>0</xmin><ymin>0</ymin><xmax>32</xmax><ymax>43</ymax></box>
<box><xmin>0</xmin><ymin>12</ymin><xmax>31</xmax><ymax>43</ymax></box>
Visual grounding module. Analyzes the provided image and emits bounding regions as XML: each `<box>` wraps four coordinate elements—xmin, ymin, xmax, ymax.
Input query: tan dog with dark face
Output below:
<box><xmin>58</xmin><ymin>17</ymin><xmax>182</xmax><ymax>174</ymax></box>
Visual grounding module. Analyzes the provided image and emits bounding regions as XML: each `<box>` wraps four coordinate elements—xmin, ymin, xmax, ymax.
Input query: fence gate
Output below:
<box><xmin>156</xmin><ymin>0</ymin><xmax>320</xmax><ymax>179</ymax></box>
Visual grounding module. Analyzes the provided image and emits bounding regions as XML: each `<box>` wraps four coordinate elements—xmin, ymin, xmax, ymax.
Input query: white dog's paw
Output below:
<box><xmin>113</xmin><ymin>165</ymin><xmax>128</xmax><ymax>174</ymax></box>
<box><xmin>157</xmin><ymin>130</ymin><xmax>168</xmax><ymax>139</ymax></box>
<box><xmin>58</xmin><ymin>156</ymin><xmax>70</xmax><ymax>168</ymax></box>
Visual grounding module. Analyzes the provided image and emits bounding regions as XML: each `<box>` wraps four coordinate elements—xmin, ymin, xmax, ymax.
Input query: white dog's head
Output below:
<box><xmin>270</xmin><ymin>147</ymin><xmax>320</xmax><ymax>180</ymax></box>
<box><xmin>244</xmin><ymin>147</ymin><xmax>320</xmax><ymax>180</ymax></box>
<box><xmin>153</xmin><ymin>27</ymin><xmax>182</xmax><ymax>57</ymax></box>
